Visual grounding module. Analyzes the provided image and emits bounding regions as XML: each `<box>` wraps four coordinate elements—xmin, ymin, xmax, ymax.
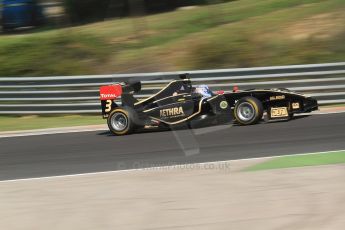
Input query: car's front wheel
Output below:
<box><xmin>234</xmin><ymin>97</ymin><xmax>263</xmax><ymax>125</ymax></box>
<box><xmin>107</xmin><ymin>108</ymin><xmax>135</xmax><ymax>135</ymax></box>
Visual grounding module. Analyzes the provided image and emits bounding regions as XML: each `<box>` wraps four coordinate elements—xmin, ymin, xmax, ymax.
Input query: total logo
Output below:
<box><xmin>100</xmin><ymin>85</ymin><xmax>122</xmax><ymax>100</ymax></box>
<box><xmin>100</xmin><ymin>94</ymin><xmax>117</xmax><ymax>99</ymax></box>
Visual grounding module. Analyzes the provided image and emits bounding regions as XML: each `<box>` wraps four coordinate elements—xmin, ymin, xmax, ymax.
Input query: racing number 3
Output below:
<box><xmin>105</xmin><ymin>100</ymin><xmax>112</xmax><ymax>112</ymax></box>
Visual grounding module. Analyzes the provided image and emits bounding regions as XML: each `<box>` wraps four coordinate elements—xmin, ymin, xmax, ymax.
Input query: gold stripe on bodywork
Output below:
<box><xmin>143</xmin><ymin>93</ymin><xmax>190</xmax><ymax>113</ymax></box>
<box><xmin>152</xmin><ymin>93</ymin><xmax>189</xmax><ymax>104</ymax></box>
<box><xmin>206</xmin><ymin>95</ymin><xmax>220</xmax><ymax>102</ymax></box>
<box><xmin>150</xmin><ymin>99</ymin><xmax>205</xmax><ymax>125</ymax></box>
<box><xmin>143</xmin><ymin>107</ymin><xmax>156</xmax><ymax>113</ymax></box>
<box><xmin>135</xmin><ymin>81</ymin><xmax>177</xmax><ymax>106</ymax></box>
<box><xmin>135</xmin><ymin>80</ymin><xmax>191</xmax><ymax>106</ymax></box>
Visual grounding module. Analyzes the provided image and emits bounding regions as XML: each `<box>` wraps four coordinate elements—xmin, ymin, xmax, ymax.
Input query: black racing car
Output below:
<box><xmin>100</xmin><ymin>74</ymin><xmax>318</xmax><ymax>135</ymax></box>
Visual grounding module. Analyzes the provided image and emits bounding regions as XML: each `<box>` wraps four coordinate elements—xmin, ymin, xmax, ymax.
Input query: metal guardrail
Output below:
<box><xmin>1</xmin><ymin>62</ymin><xmax>345</xmax><ymax>114</ymax></box>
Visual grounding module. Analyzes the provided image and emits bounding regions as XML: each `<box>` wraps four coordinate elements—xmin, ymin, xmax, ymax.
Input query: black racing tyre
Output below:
<box><xmin>234</xmin><ymin>97</ymin><xmax>263</xmax><ymax>125</ymax></box>
<box><xmin>107</xmin><ymin>107</ymin><xmax>135</xmax><ymax>135</ymax></box>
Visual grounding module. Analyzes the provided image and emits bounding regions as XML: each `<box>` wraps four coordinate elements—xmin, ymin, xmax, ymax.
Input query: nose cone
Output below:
<box><xmin>304</xmin><ymin>97</ymin><xmax>318</xmax><ymax>112</ymax></box>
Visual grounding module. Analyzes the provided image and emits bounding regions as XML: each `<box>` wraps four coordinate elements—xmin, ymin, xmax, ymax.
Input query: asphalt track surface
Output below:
<box><xmin>1</xmin><ymin>113</ymin><xmax>345</xmax><ymax>181</ymax></box>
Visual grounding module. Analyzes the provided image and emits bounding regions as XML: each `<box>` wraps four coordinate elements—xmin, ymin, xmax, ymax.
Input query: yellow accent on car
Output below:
<box><xmin>271</xmin><ymin>107</ymin><xmax>289</xmax><ymax>118</ymax></box>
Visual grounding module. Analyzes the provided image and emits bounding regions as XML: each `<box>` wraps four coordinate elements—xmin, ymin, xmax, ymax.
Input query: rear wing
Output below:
<box><xmin>100</xmin><ymin>84</ymin><xmax>122</xmax><ymax>118</ymax></box>
<box><xmin>99</xmin><ymin>81</ymin><xmax>142</xmax><ymax>118</ymax></box>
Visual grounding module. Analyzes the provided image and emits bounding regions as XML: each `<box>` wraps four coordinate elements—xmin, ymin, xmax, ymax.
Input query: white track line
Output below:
<box><xmin>0</xmin><ymin>126</ymin><xmax>108</xmax><ymax>138</ymax></box>
<box><xmin>309</xmin><ymin>111</ymin><xmax>345</xmax><ymax>115</ymax></box>
<box><xmin>0</xmin><ymin>149</ymin><xmax>344</xmax><ymax>183</ymax></box>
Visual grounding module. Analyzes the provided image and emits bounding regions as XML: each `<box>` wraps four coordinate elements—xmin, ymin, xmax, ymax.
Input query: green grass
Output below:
<box><xmin>246</xmin><ymin>151</ymin><xmax>345</xmax><ymax>171</ymax></box>
<box><xmin>0</xmin><ymin>115</ymin><xmax>104</xmax><ymax>132</ymax></box>
<box><xmin>0</xmin><ymin>0</ymin><xmax>344</xmax><ymax>76</ymax></box>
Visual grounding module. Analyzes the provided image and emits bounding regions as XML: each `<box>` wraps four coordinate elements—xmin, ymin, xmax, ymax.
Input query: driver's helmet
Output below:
<box><xmin>194</xmin><ymin>85</ymin><xmax>213</xmax><ymax>98</ymax></box>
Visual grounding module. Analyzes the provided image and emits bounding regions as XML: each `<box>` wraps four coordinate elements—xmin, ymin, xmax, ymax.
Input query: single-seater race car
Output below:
<box><xmin>100</xmin><ymin>74</ymin><xmax>318</xmax><ymax>135</ymax></box>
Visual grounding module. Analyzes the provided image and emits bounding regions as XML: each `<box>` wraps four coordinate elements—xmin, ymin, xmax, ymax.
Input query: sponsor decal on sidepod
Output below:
<box><xmin>160</xmin><ymin>107</ymin><xmax>185</xmax><ymax>118</ymax></box>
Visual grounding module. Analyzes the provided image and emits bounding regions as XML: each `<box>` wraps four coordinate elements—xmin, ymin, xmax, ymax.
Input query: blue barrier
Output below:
<box><xmin>1</xmin><ymin>0</ymin><xmax>44</xmax><ymax>30</ymax></box>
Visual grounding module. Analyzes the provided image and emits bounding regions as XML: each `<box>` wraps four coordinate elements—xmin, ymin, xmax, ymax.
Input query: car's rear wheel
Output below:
<box><xmin>234</xmin><ymin>97</ymin><xmax>263</xmax><ymax>125</ymax></box>
<box><xmin>107</xmin><ymin>108</ymin><xmax>135</xmax><ymax>135</ymax></box>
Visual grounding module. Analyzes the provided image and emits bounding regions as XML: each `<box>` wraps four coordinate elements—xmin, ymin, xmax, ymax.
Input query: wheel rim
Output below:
<box><xmin>111</xmin><ymin>112</ymin><xmax>128</xmax><ymax>132</ymax></box>
<box><xmin>237</xmin><ymin>102</ymin><xmax>255</xmax><ymax>122</ymax></box>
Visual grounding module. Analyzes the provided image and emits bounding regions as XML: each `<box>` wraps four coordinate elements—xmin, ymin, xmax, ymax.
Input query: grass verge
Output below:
<box><xmin>246</xmin><ymin>151</ymin><xmax>345</xmax><ymax>171</ymax></box>
<box><xmin>0</xmin><ymin>0</ymin><xmax>344</xmax><ymax>76</ymax></box>
<box><xmin>0</xmin><ymin>115</ymin><xmax>104</xmax><ymax>132</ymax></box>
